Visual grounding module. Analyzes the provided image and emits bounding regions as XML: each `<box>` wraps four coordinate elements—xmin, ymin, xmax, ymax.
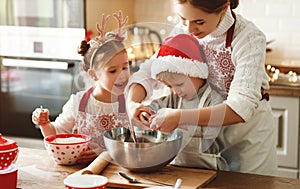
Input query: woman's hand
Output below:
<box><xmin>126</xmin><ymin>100</ymin><xmax>153</xmax><ymax>130</ymax></box>
<box><xmin>32</xmin><ymin>107</ymin><xmax>51</xmax><ymax>127</ymax></box>
<box><xmin>126</xmin><ymin>83</ymin><xmax>153</xmax><ymax>129</ymax></box>
<box><xmin>150</xmin><ymin>108</ymin><xmax>181</xmax><ymax>132</ymax></box>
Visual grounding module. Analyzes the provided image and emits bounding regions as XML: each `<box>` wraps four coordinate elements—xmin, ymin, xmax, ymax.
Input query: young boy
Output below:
<box><xmin>143</xmin><ymin>34</ymin><xmax>228</xmax><ymax>170</ymax></box>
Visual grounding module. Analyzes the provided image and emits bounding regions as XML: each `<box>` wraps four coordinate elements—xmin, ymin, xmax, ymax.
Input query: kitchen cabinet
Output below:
<box><xmin>269</xmin><ymin>95</ymin><xmax>300</xmax><ymax>179</ymax></box>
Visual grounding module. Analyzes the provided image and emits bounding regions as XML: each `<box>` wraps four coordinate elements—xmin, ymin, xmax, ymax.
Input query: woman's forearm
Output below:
<box><xmin>180</xmin><ymin>103</ymin><xmax>244</xmax><ymax>126</ymax></box>
<box><xmin>127</xmin><ymin>83</ymin><xmax>147</xmax><ymax>103</ymax></box>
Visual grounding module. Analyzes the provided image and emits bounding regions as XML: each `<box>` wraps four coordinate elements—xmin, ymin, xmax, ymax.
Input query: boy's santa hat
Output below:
<box><xmin>151</xmin><ymin>34</ymin><xmax>208</xmax><ymax>79</ymax></box>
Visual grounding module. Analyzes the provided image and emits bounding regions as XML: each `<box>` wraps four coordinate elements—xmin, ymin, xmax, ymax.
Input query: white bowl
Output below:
<box><xmin>44</xmin><ymin>133</ymin><xmax>91</xmax><ymax>165</ymax></box>
<box><xmin>64</xmin><ymin>175</ymin><xmax>108</xmax><ymax>189</ymax></box>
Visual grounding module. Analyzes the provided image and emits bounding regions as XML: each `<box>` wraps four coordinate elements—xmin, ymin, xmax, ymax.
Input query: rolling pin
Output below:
<box><xmin>71</xmin><ymin>151</ymin><xmax>111</xmax><ymax>175</ymax></box>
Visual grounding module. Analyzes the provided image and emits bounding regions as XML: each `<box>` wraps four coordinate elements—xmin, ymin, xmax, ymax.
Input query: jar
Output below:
<box><xmin>0</xmin><ymin>133</ymin><xmax>18</xmax><ymax>170</ymax></box>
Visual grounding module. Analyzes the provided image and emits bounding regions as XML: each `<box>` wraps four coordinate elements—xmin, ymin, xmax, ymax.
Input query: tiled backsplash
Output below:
<box><xmin>236</xmin><ymin>0</ymin><xmax>300</xmax><ymax>66</ymax></box>
<box><xmin>134</xmin><ymin>0</ymin><xmax>300</xmax><ymax>66</ymax></box>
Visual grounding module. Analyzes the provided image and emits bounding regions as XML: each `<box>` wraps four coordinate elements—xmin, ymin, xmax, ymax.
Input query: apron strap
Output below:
<box><xmin>225</xmin><ymin>10</ymin><xmax>236</xmax><ymax>48</ymax></box>
<box><xmin>118</xmin><ymin>94</ymin><xmax>126</xmax><ymax>113</ymax></box>
<box><xmin>198</xmin><ymin>84</ymin><xmax>211</xmax><ymax>109</ymax></box>
<box><xmin>78</xmin><ymin>87</ymin><xmax>94</xmax><ymax>112</ymax></box>
<box><xmin>78</xmin><ymin>87</ymin><xmax>126</xmax><ymax>113</ymax></box>
<box><xmin>261</xmin><ymin>88</ymin><xmax>270</xmax><ymax>101</ymax></box>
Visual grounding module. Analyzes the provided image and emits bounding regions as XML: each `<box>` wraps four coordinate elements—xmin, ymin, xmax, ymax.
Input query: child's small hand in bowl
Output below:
<box><xmin>139</xmin><ymin>110</ymin><xmax>156</xmax><ymax>125</ymax></box>
<box><xmin>139</xmin><ymin>111</ymin><xmax>151</xmax><ymax>125</ymax></box>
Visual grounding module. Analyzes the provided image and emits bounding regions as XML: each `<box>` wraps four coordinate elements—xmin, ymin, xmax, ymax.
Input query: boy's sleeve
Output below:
<box><xmin>148</xmin><ymin>95</ymin><xmax>172</xmax><ymax>112</ymax></box>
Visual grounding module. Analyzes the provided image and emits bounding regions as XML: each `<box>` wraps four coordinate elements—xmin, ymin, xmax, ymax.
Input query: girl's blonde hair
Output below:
<box><xmin>79</xmin><ymin>39</ymin><xmax>126</xmax><ymax>71</ymax></box>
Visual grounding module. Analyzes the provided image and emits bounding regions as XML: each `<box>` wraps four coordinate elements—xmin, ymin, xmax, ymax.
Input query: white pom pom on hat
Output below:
<box><xmin>151</xmin><ymin>34</ymin><xmax>208</xmax><ymax>79</ymax></box>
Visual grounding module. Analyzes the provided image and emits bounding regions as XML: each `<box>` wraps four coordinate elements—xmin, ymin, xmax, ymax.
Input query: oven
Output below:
<box><xmin>0</xmin><ymin>57</ymin><xmax>80</xmax><ymax>138</ymax></box>
<box><xmin>0</xmin><ymin>0</ymin><xmax>86</xmax><ymax>138</ymax></box>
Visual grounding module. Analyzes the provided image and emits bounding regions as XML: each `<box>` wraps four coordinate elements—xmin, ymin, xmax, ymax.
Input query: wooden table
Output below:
<box><xmin>204</xmin><ymin>171</ymin><xmax>300</xmax><ymax>189</ymax></box>
<box><xmin>15</xmin><ymin>147</ymin><xmax>300</xmax><ymax>189</ymax></box>
<box><xmin>16</xmin><ymin>147</ymin><xmax>85</xmax><ymax>189</ymax></box>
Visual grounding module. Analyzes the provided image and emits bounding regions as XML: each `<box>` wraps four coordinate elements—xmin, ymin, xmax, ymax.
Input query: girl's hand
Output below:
<box><xmin>150</xmin><ymin>108</ymin><xmax>181</xmax><ymax>132</ymax></box>
<box><xmin>32</xmin><ymin>107</ymin><xmax>51</xmax><ymax>127</ymax></box>
<box><xmin>77</xmin><ymin>142</ymin><xmax>100</xmax><ymax>164</ymax></box>
<box><xmin>126</xmin><ymin>101</ymin><xmax>152</xmax><ymax>130</ymax></box>
<box><xmin>77</xmin><ymin>149</ymin><xmax>98</xmax><ymax>164</ymax></box>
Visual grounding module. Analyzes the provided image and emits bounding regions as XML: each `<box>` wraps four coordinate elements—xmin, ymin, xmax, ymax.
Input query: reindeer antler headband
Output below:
<box><xmin>89</xmin><ymin>10</ymin><xmax>128</xmax><ymax>48</ymax></box>
<box><xmin>87</xmin><ymin>10</ymin><xmax>128</xmax><ymax>70</ymax></box>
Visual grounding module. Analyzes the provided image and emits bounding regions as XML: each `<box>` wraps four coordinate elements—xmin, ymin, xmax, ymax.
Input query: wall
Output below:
<box><xmin>236</xmin><ymin>0</ymin><xmax>300</xmax><ymax>66</ymax></box>
<box><xmin>133</xmin><ymin>0</ymin><xmax>175</xmax><ymax>41</ymax></box>
<box><xmin>85</xmin><ymin>1</ymin><xmax>300</xmax><ymax>67</ymax></box>
<box><xmin>85</xmin><ymin>0</ymin><xmax>135</xmax><ymax>39</ymax></box>
<box><xmin>133</xmin><ymin>0</ymin><xmax>300</xmax><ymax>67</ymax></box>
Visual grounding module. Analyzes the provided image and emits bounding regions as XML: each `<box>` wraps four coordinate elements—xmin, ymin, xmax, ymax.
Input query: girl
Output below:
<box><xmin>126</xmin><ymin>0</ymin><xmax>277</xmax><ymax>175</ymax></box>
<box><xmin>32</xmin><ymin>11</ymin><xmax>130</xmax><ymax>163</ymax></box>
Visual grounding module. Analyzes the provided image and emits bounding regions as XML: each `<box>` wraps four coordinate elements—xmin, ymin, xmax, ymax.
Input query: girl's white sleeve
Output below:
<box><xmin>225</xmin><ymin>24</ymin><xmax>269</xmax><ymax>122</ymax></box>
<box><xmin>52</xmin><ymin>94</ymin><xmax>77</xmax><ymax>133</ymax></box>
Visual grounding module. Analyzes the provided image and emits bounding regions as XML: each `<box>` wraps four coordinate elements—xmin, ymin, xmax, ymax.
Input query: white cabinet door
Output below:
<box><xmin>269</xmin><ymin>96</ymin><xmax>299</xmax><ymax>169</ymax></box>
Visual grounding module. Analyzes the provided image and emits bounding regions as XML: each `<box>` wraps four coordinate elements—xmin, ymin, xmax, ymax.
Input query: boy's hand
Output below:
<box><xmin>126</xmin><ymin>101</ymin><xmax>152</xmax><ymax>130</ymax></box>
<box><xmin>138</xmin><ymin>110</ymin><xmax>156</xmax><ymax>125</ymax></box>
<box><xmin>139</xmin><ymin>111</ymin><xmax>151</xmax><ymax>124</ymax></box>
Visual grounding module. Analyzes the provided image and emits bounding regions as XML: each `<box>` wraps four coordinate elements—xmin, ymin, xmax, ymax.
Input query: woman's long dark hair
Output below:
<box><xmin>176</xmin><ymin>0</ymin><xmax>239</xmax><ymax>13</ymax></box>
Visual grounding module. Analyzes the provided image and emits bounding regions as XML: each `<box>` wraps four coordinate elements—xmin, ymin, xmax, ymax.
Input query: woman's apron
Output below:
<box><xmin>201</xmin><ymin>12</ymin><xmax>277</xmax><ymax>174</ymax></box>
<box><xmin>74</xmin><ymin>87</ymin><xmax>130</xmax><ymax>154</ymax></box>
<box><xmin>170</xmin><ymin>12</ymin><xmax>238</xmax><ymax>170</ymax></box>
<box><xmin>171</xmin><ymin>86</ymin><xmax>229</xmax><ymax>170</ymax></box>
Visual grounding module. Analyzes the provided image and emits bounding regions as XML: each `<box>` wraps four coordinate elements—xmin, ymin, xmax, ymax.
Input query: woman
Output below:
<box><xmin>126</xmin><ymin>0</ymin><xmax>277</xmax><ymax>175</ymax></box>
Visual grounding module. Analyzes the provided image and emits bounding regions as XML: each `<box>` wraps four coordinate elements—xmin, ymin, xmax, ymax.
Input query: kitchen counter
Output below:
<box><xmin>265</xmin><ymin>63</ymin><xmax>300</xmax><ymax>97</ymax></box>
<box><xmin>267</xmin><ymin>84</ymin><xmax>300</xmax><ymax>97</ymax></box>
<box><xmin>15</xmin><ymin>147</ymin><xmax>300</xmax><ymax>189</ymax></box>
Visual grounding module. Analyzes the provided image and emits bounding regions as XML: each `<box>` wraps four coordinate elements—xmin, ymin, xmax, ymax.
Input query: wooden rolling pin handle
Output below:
<box><xmin>72</xmin><ymin>151</ymin><xmax>111</xmax><ymax>176</ymax></box>
<box><xmin>82</xmin><ymin>151</ymin><xmax>112</xmax><ymax>175</ymax></box>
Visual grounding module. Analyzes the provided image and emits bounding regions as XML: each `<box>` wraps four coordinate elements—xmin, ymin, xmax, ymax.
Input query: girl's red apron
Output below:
<box><xmin>73</xmin><ymin>87</ymin><xmax>130</xmax><ymax>153</ymax></box>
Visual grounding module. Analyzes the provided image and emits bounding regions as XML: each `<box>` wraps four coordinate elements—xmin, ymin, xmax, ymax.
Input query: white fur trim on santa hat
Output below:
<box><xmin>151</xmin><ymin>55</ymin><xmax>208</xmax><ymax>79</ymax></box>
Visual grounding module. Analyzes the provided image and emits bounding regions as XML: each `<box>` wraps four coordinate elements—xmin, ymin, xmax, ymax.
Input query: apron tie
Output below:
<box><xmin>225</xmin><ymin>10</ymin><xmax>236</xmax><ymax>48</ymax></box>
<box><xmin>261</xmin><ymin>88</ymin><xmax>269</xmax><ymax>101</ymax></box>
